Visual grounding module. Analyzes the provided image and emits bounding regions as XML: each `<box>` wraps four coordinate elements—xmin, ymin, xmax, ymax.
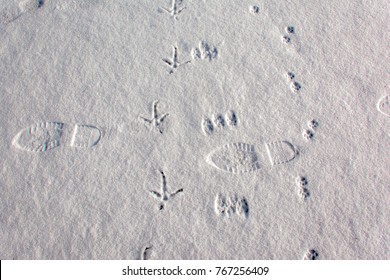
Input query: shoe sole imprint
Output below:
<box><xmin>207</xmin><ymin>141</ymin><xmax>297</xmax><ymax>174</ymax></box>
<box><xmin>13</xmin><ymin>121</ymin><xmax>101</xmax><ymax>152</ymax></box>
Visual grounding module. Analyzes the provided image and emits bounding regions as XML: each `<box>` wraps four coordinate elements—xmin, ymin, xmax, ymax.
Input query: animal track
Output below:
<box><xmin>298</xmin><ymin>187</ymin><xmax>310</xmax><ymax>201</ymax></box>
<box><xmin>282</xmin><ymin>35</ymin><xmax>291</xmax><ymax>44</ymax></box>
<box><xmin>163</xmin><ymin>45</ymin><xmax>191</xmax><ymax>74</ymax></box>
<box><xmin>295</xmin><ymin>176</ymin><xmax>310</xmax><ymax>201</ymax></box>
<box><xmin>12</xmin><ymin>122</ymin><xmax>101</xmax><ymax>152</ymax></box>
<box><xmin>302</xmin><ymin>129</ymin><xmax>314</xmax><ymax>141</ymax></box>
<box><xmin>249</xmin><ymin>5</ymin><xmax>260</xmax><ymax>14</ymax></box>
<box><xmin>213</xmin><ymin>114</ymin><xmax>225</xmax><ymax>128</ymax></box>
<box><xmin>13</xmin><ymin>122</ymin><xmax>63</xmax><ymax>152</ymax></box>
<box><xmin>308</xmin><ymin>119</ymin><xmax>319</xmax><ymax>130</ymax></box>
<box><xmin>19</xmin><ymin>0</ymin><xmax>44</xmax><ymax>12</ymax></box>
<box><xmin>191</xmin><ymin>41</ymin><xmax>218</xmax><ymax>61</ymax></box>
<box><xmin>141</xmin><ymin>246</ymin><xmax>153</xmax><ymax>260</ymax></box>
<box><xmin>286</xmin><ymin>72</ymin><xmax>302</xmax><ymax>93</ymax></box>
<box><xmin>303</xmin><ymin>249</ymin><xmax>319</xmax><ymax>260</ymax></box>
<box><xmin>206</xmin><ymin>141</ymin><xmax>297</xmax><ymax>174</ymax></box>
<box><xmin>281</xmin><ymin>25</ymin><xmax>296</xmax><ymax>44</ymax></box>
<box><xmin>286</xmin><ymin>72</ymin><xmax>295</xmax><ymax>81</ymax></box>
<box><xmin>291</xmin><ymin>81</ymin><xmax>302</xmax><ymax>93</ymax></box>
<box><xmin>149</xmin><ymin>170</ymin><xmax>183</xmax><ymax>210</ymax></box>
<box><xmin>201</xmin><ymin>110</ymin><xmax>238</xmax><ymax>135</ymax></box>
<box><xmin>377</xmin><ymin>95</ymin><xmax>390</xmax><ymax>117</ymax></box>
<box><xmin>226</xmin><ymin>110</ymin><xmax>238</xmax><ymax>127</ymax></box>
<box><xmin>207</xmin><ymin>143</ymin><xmax>261</xmax><ymax>174</ymax></box>
<box><xmin>265</xmin><ymin>141</ymin><xmax>297</xmax><ymax>165</ymax></box>
<box><xmin>302</xmin><ymin>119</ymin><xmax>319</xmax><ymax>142</ymax></box>
<box><xmin>70</xmin><ymin>124</ymin><xmax>102</xmax><ymax>148</ymax></box>
<box><xmin>0</xmin><ymin>0</ymin><xmax>44</xmax><ymax>25</ymax></box>
<box><xmin>286</xmin><ymin>26</ymin><xmax>295</xmax><ymax>34</ymax></box>
<box><xmin>160</xmin><ymin>0</ymin><xmax>185</xmax><ymax>20</ymax></box>
<box><xmin>201</xmin><ymin>117</ymin><xmax>214</xmax><ymax>135</ymax></box>
<box><xmin>285</xmin><ymin>72</ymin><xmax>302</xmax><ymax>92</ymax></box>
<box><xmin>215</xmin><ymin>194</ymin><xmax>249</xmax><ymax>218</ymax></box>
<box><xmin>296</xmin><ymin>176</ymin><xmax>308</xmax><ymax>187</ymax></box>
<box><xmin>140</xmin><ymin>100</ymin><xmax>169</xmax><ymax>134</ymax></box>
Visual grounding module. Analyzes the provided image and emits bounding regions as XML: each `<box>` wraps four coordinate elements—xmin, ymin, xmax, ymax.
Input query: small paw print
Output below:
<box><xmin>213</xmin><ymin>114</ymin><xmax>225</xmax><ymax>128</ymax></box>
<box><xmin>303</xmin><ymin>249</ymin><xmax>319</xmax><ymax>260</ymax></box>
<box><xmin>308</xmin><ymin>119</ymin><xmax>319</xmax><ymax>130</ymax></box>
<box><xmin>298</xmin><ymin>187</ymin><xmax>310</xmax><ymax>200</ymax></box>
<box><xmin>202</xmin><ymin>110</ymin><xmax>238</xmax><ymax>135</ymax></box>
<box><xmin>296</xmin><ymin>176</ymin><xmax>308</xmax><ymax>187</ymax></box>
<box><xmin>191</xmin><ymin>41</ymin><xmax>218</xmax><ymax>62</ymax></box>
<box><xmin>286</xmin><ymin>26</ymin><xmax>295</xmax><ymax>34</ymax></box>
<box><xmin>282</xmin><ymin>25</ymin><xmax>296</xmax><ymax>44</ymax></box>
<box><xmin>303</xmin><ymin>129</ymin><xmax>314</xmax><ymax>141</ymax></box>
<box><xmin>287</xmin><ymin>72</ymin><xmax>295</xmax><ymax>80</ymax></box>
<box><xmin>296</xmin><ymin>176</ymin><xmax>310</xmax><ymax>201</ymax></box>
<box><xmin>250</xmin><ymin>5</ymin><xmax>260</xmax><ymax>14</ymax></box>
<box><xmin>282</xmin><ymin>35</ymin><xmax>291</xmax><ymax>44</ymax></box>
<box><xmin>291</xmin><ymin>81</ymin><xmax>302</xmax><ymax>92</ymax></box>
<box><xmin>302</xmin><ymin>119</ymin><xmax>319</xmax><ymax>141</ymax></box>
<box><xmin>286</xmin><ymin>72</ymin><xmax>302</xmax><ymax>93</ymax></box>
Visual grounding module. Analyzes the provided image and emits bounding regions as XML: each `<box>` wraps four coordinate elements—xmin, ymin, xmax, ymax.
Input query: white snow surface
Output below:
<box><xmin>0</xmin><ymin>0</ymin><xmax>389</xmax><ymax>259</ymax></box>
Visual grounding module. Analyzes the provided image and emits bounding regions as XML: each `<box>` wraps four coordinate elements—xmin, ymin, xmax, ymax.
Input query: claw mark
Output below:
<box><xmin>160</xmin><ymin>0</ymin><xmax>186</xmax><ymax>20</ymax></box>
<box><xmin>139</xmin><ymin>100</ymin><xmax>169</xmax><ymax>134</ymax></box>
<box><xmin>149</xmin><ymin>170</ymin><xmax>183</xmax><ymax>210</ymax></box>
<box><xmin>162</xmin><ymin>46</ymin><xmax>190</xmax><ymax>74</ymax></box>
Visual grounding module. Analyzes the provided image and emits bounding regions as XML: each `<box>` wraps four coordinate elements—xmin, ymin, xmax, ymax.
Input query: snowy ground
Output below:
<box><xmin>0</xmin><ymin>0</ymin><xmax>389</xmax><ymax>259</ymax></box>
